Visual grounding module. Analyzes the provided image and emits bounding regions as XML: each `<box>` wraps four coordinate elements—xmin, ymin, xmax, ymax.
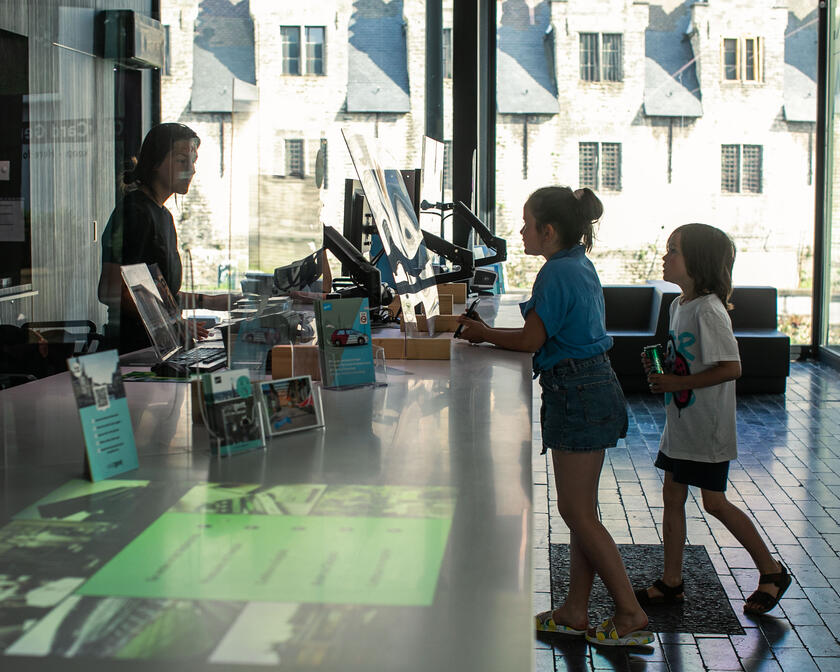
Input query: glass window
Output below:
<box><xmin>579</xmin><ymin>142</ymin><xmax>599</xmax><ymax>189</ymax></box>
<box><xmin>723</xmin><ymin>38</ymin><xmax>738</xmax><ymax>80</ymax></box>
<box><xmin>745</xmin><ymin>38</ymin><xmax>756</xmax><ymax>81</ymax></box>
<box><xmin>742</xmin><ymin>145</ymin><xmax>763</xmax><ymax>193</ymax></box>
<box><xmin>443</xmin><ymin>140</ymin><xmax>452</xmax><ymax>192</ymax></box>
<box><xmin>602</xmin><ymin>34</ymin><xmax>623</xmax><ymax>82</ymax></box>
<box><xmin>281</xmin><ymin>26</ymin><xmax>301</xmax><ymax>75</ymax></box>
<box><xmin>443</xmin><ymin>28</ymin><xmax>452</xmax><ymax>79</ymax></box>
<box><xmin>721</xmin><ymin>145</ymin><xmax>740</xmax><ymax>192</ymax></box>
<box><xmin>306</xmin><ymin>26</ymin><xmax>325</xmax><ymax>75</ymax></box>
<box><xmin>601</xmin><ymin>143</ymin><xmax>621</xmax><ymax>191</ymax></box>
<box><xmin>580</xmin><ymin>33</ymin><xmax>599</xmax><ymax>82</ymax></box>
<box><xmin>285</xmin><ymin>139</ymin><xmax>304</xmax><ymax>178</ymax></box>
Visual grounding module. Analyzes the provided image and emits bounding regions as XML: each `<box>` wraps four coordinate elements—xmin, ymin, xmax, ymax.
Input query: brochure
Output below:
<box><xmin>314</xmin><ymin>297</ymin><xmax>375</xmax><ymax>388</ymax></box>
<box><xmin>259</xmin><ymin>375</ymin><xmax>324</xmax><ymax>436</ymax></box>
<box><xmin>200</xmin><ymin>369</ymin><xmax>264</xmax><ymax>456</ymax></box>
<box><xmin>67</xmin><ymin>350</ymin><xmax>139</xmax><ymax>482</ymax></box>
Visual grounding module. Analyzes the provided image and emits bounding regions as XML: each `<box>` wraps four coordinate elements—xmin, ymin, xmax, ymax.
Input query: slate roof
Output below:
<box><xmin>644</xmin><ymin>9</ymin><xmax>702</xmax><ymax>118</ymax></box>
<box><xmin>783</xmin><ymin>10</ymin><xmax>818</xmax><ymax>123</ymax></box>
<box><xmin>496</xmin><ymin>0</ymin><xmax>557</xmax><ymax>115</ymax></box>
<box><xmin>347</xmin><ymin>0</ymin><xmax>410</xmax><ymax>113</ymax></box>
<box><xmin>191</xmin><ymin>0</ymin><xmax>257</xmax><ymax>113</ymax></box>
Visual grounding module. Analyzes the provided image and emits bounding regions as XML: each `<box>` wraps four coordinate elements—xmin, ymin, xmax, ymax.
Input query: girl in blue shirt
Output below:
<box><xmin>457</xmin><ymin>186</ymin><xmax>651</xmax><ymax>647</ymax></box>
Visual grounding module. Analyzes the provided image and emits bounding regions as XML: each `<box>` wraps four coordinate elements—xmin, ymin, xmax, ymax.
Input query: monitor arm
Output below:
<box><xmin>453</xmin><ymin>201</ymin><xmax>507</xmax><ymax>267</ymax></box>
<box><xmin>322</xmin><ymin>225</ymin><xmax>387</xmax><ymax>308</ymax></box>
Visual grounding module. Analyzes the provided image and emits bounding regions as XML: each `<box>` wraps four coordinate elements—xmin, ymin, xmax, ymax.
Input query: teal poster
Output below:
<box><xmin>67</xmin><ymin>350</ymin><xmax>138</xmax><ymax>482</ymax></box>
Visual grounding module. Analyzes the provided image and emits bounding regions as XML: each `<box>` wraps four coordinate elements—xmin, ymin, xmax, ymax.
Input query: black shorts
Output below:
<box><xmin>654</xmin><ymin>450</ymin><xmax>730</xmax><ymax>492</ymax></box>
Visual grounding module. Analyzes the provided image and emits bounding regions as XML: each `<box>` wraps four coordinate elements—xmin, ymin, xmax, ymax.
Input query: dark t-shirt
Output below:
<box><xmin>100</xmin><ymin>190</ymin><xmax>182</xmax><ymax>354</ymax></box>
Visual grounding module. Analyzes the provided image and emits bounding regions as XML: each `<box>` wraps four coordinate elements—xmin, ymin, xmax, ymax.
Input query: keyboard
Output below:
<box><xmin>168</xmin><ymin>346</ymin><xmax>227</xmax><ymax>370</ymax></box>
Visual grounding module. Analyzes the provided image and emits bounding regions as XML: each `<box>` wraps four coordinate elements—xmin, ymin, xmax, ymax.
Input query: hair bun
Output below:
<box><xmin>122</xmin><ymin>157</ymin><xmax>139</xmax><ymax>185</ymax></box>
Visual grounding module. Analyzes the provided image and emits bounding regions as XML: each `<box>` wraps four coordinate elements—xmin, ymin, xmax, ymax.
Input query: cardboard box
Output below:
<box><xmin>406</xmin><ymin>337</ymin><xmax>451</xmax><ymax>360</ymax></box>
<box><xmin>401</xmin><ymin>314</ymin><xmax>460</xmax><ymax>333</ymax></box>
<box><xmin>271</xmin><ymin>344</ymin><xmax>321</xmax><ymax>381</ymax></box>
<box><xmin>439</xmin><ymin>293</ymin><xmax>454</xmax><ymax>315</ymax></box>
<box><xmin>372</xmin><ymin>336</ymin><xmax>406</xmax><ymax>359</ymax></box>
<box><xmin>438</xmin><ymin>282</ymin><xmax>467</xmax><ymax>303</ymax></box>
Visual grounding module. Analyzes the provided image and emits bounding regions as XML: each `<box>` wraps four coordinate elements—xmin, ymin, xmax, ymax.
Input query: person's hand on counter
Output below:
<box><xmin>454</xmin><ymin>314</ymin><xmax>488</xmax><ymax>343</ymax></box>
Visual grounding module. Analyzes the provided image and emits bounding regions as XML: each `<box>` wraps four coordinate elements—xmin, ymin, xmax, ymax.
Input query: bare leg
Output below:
<box><xmin>549</xmin><ymin>449</ymin><xmax>648</xmax><ymax>637</ymax></box>
<box><xmin>642</xmin><ymin>472</ymin><xmax>687</xmax><ymax>599</ymax></box>
<box><xmin>701</xmin><ymin>489</ymin><xmax>782</xmax><ymax>610</ymax></box>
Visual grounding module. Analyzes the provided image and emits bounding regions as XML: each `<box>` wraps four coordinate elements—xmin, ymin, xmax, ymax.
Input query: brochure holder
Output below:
<box><xmin>196</xmin><ymin>369</ymin><xmax>266</xmax><ymax>458</ymax></box>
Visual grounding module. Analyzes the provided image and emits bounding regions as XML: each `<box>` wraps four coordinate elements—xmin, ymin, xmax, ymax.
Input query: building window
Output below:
<box><xmin>721</xmin><ymin>37</ymin><xmax>763</xmax><ymax>82</ymax></box>
<box><xmin>319</xmin><ymin>138</ymin><xmax>328</xmax><ymax>188</ymax></box>
<box><xmin>163</xmin><ymin>25</ymin><xmax>171</xmax><ymax>76</ymax></box>
<box><xmin>579</xmin><ymin>142</ymin><xmax>621</xmax><ymax>191</ymax></box>
<box><xmin>601</xmin><ymin>143</ymin><xmax>621</xmax><ymax>190</ymax></box>
<box><xmin>281</xmin><ymin>26</ymin><xmax>301</xmax><ymax>75</ymax></box>
<box><xmin>443</xmin><ymin>140</ymin><xmax>452</xmax><ymax>191</ymax></box>
<box><xmin>580</xmin><ymin>33</ymin><xmax>599</xmax><ymax>81</ymax></box>
<box><xmin>721</xmin><ymin>144</ymin><xmax>762</xmax><ymax>193</ymax></box>
<box><xmin>580</xmin><ymin>33</ymin><xmax>623</xmax><ymax>82</ymax></box>
<box><xmin>579</xmin><ymin>142</ymin><xmax>598</xmax><ymax>189</ymax></box>
<box><xmin>602</xmin><ymin>34</ymin><xmax>623</xmax><ymax>82</ymax></box>
<box><xmin>285</xmin><ymin>139</ymin><xmax>304</xmax><ymax>177</ymax></box>
<box><xmin>443</xmin><ymin>28</ymin><xmax>452</xmax><ymax>79</ymax></box>
<box><xmin>723</xmin><ymin>38</ymin><xmax>738</xmax><ymax>80</ymax></box>
<box><xmin>306</xmin><ymin>26</ymin><xmax>325</xmax><ymax>75</ymax></box>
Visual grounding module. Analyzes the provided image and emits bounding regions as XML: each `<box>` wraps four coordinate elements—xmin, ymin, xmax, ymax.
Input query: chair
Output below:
<box><xmin>21</xmin><ymin>320</ymin><xmax>104</xmax><ymax>356</ymax></box>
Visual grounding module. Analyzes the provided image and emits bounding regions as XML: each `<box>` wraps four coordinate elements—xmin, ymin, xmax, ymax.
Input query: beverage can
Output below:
<box><xmin>644</xmin><ymin>345</ymin><xmax>664</xmax><ymax>374</ymax></box>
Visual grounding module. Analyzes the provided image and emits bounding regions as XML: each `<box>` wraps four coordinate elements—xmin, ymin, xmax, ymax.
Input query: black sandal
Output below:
<box><xmin>634</xmin><ymin>579</ymin><xmax>684</xmax><ymax>606</ymax></box>
<box><xmin>743</xmin><ymin>563</ymin><xmax>792</xmax><ymax>615</ymax></box>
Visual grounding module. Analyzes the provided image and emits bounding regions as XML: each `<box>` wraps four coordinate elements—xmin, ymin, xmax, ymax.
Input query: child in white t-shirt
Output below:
<box><xmin>638</xmin><ymin>223</ymin><xmax>791</xmax><ymax>616</ymax></box>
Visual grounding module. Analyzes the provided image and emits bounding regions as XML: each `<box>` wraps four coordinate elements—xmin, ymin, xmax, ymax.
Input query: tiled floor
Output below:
<box><xmin>533</xmin><ymin>359</ymin><xmax>840</xmax><ymax>672</ymax></box>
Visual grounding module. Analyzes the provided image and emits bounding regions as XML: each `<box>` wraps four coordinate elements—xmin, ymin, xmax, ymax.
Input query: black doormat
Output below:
<box><xmin>549</xmin><ymin>543</ymin><xmax>744</xmax><ymax>635</ymax></box>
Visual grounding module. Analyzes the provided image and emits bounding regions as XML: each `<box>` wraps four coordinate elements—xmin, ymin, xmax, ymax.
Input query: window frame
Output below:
<box><xmin>579</xmin><ymin>142</ymin><xmax>622</xmax><ymax>192</ymax></box>
<box><xmin>305</xmin><ymin>26</ymin><xmax>326</xmax><ymax>76</ymax></box>
<box><xmin>720</xmin><ymin>36</ymin><xmax>763</xmax><ymax>83</ymax></box>
<box><xmin>721</xmin><ymin>143</ymin><xmax>763</xmax><ymax>194</ymax></box>
<box><xmin>579</xmin><ymin>32</ymin><xmax>623</xmax><ymax>83</ymax></box>
<box><xmin>285</xmin><ymin>138</ymin><xmax>305</xmax><ymax>178</ymax></box>
<box><xmin>281</xmin><ymin>26</ymin><xmax>301</xmax><ymax>76</ymax></box>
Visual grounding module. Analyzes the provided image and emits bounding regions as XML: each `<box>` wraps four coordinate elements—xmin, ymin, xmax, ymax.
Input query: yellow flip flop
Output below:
<box><xmin>535</xmin><ymin>611</ymin><xmax>587</xmax><ymax>636</ymax></box>
<box><xmin>585</xmin><ymin>617</ymin><xmax>654</xmax><ymax>647</ymax></box>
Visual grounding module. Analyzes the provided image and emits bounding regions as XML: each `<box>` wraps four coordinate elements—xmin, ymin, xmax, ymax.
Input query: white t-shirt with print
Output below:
<box><xmin>659</xmin><ymin>293</ymin><xmax>740</xmax><ymax>463</ymax></box>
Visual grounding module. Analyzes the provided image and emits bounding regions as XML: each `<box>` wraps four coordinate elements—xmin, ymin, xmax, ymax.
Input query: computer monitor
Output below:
<box><xmin>342</xmin><ymin>180</ymin><xmax>368</xmax><ymax>276</ymax></box>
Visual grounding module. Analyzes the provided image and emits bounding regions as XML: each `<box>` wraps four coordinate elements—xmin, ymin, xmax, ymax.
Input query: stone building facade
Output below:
<box><xmin>160</xmin><ymin>0</ymin><xmax>816</xmax><ymax>307</ymax></box>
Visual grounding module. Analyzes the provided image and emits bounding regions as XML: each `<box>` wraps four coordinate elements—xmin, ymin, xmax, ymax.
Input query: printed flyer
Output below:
<box><xmin>67</xmin><ymin>350</ymin><xmax>138</xmax><ymax>482</ymax></box>
<box><xmin>314</xmin><ymin>297</ymin><xmax>375</xmax><ymax>388</ymax></box>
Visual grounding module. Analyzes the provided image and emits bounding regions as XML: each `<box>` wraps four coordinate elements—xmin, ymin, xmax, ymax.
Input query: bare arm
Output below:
<box><xmin>455</xmin><ymin>309</ymin><xmax>546</xmax><ymax>353</ymax></box>
<box><xmin>648</xmin><ymin>360</ymin><xmax>741</xmax><ymax>394</ymax></box>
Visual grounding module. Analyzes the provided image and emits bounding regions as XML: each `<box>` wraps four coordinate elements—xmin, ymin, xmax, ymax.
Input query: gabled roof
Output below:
<box><xmin>191</xmin><ymin>0</ymin><xmax>257</xmax><ymax>113</ymax></box>
<box><xmin>347</xmin><ymin>0</ymin><xmax>410</xmax><ymax>113</ymax></box>
<box><xmin>783</xmin><ymin>10</ymin><xmax>818</xmax><ymax>123</ymax></box>
<box><xmin>644</xmin><ymin>10</ymin><xmax>702</xmax><ymax>118</ymax></box>
<box><xmin>496</xmin><ymin>0</ymin><xmax>557</xmax><ymax>115</ymax></box>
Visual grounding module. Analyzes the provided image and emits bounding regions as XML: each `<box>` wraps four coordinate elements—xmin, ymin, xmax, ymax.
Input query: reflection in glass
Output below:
<box><xmin>342</xmin><ymin>131</ymin><xmax>439</xmax><ymax>327</ymax></box>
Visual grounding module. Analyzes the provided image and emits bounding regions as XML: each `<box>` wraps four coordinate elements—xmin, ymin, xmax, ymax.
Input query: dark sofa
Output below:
<box><xmin>603</xmin><ymin>283</ymin><xmax>790</xmax><ymax>394</ymax></box>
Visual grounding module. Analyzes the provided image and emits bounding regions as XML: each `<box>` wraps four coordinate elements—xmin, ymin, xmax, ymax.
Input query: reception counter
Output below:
<box><xmin>0</xmin><ymin>295</ymin><xmax>534</xmax><ymax>671</ymax></box>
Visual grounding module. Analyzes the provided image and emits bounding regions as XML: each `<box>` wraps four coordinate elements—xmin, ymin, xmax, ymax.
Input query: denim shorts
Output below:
<box><xmin>538</xmin><ymin>352</ymin><xmax>628</xmax><ymax>454</ymax></box>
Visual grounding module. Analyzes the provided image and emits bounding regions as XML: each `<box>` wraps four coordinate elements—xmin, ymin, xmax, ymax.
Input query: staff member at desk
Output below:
<box><xmin>98</xmin><ymin>122</ymin><xmax>230</xmax><ymax>354</ymax></box>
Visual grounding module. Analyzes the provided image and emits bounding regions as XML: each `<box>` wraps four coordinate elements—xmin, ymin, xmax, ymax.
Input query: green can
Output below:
<box><xmin>644</xmin><ymin>345</ymin><xmax>664</xmax><ymax>374</ymax></box>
